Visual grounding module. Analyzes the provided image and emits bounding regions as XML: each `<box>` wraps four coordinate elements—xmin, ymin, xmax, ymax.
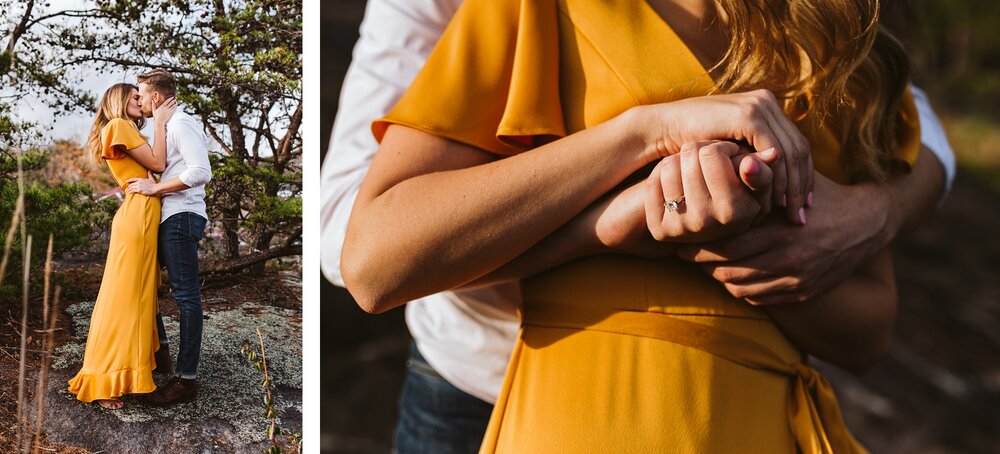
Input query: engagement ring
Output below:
<box><xmin>664</xmin><ymin>195</ymin><xmax>685</xmax><ymax>212</ymax></box>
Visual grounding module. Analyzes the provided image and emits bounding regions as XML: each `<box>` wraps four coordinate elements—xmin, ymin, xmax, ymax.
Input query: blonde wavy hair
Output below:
<box><xmin>86</xmin><ymin>83</ymin><xmax>146</xmax><ymax>164</ymax></box>
<box><xmin>714</xmin><ymin>0</ymin><xmax>910</xmax><ymax>182</ymax></box>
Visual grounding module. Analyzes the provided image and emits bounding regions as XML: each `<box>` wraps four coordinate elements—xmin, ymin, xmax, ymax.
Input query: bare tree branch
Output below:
<box><xmin>201</xmin><ymin>243</ymin><xmax>301</xmax><ymax>277</ymax></box>
<box><xmin>4</xmin><ymin>0</ymin><xmax>34</xmax><ymax>55</ymax></box>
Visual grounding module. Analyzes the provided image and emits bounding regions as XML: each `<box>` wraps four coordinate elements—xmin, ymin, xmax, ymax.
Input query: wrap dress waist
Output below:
<box><xmin>518</xmin><ymin>256</ymin><xmax>866</xmax><ymax>454</ymax></box>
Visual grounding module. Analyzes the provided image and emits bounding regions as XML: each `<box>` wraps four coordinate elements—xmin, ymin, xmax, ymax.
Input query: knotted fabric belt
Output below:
<box><xmin>521</xmin><ymin>303</ymin><xmax>867</xmax><ymax>454</ymax></box>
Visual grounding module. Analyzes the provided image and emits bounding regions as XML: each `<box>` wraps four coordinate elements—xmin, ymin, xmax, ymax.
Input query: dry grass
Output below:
<box><xmin>3</xmin><ymin>152</ymin><xmax>65</xmax><ymax>453</ymax></box>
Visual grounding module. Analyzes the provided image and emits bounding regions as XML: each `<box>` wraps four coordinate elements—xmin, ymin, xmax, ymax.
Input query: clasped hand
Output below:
<box><xmin>586</xmin><ymin>89</ymin><xmax>827</xmax><ymax>302</ymax></box>
<box><xmin>645</xmin><ymin>140</ymin><xmax>776</xmax><ymax>243</ymax></box>
<box><xmin>586</xmin><ymin>139</ymin><xmax>776</xmax><ymax>256</ymax></box>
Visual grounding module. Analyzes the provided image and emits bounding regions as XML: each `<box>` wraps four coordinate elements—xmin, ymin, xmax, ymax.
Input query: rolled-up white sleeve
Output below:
<box><xmin>911</xmin><ymin>85</ymin><xmax>956</xmax><ymax>199</ymax></box>
<box><xmin>320</xmin><ymin>0</ymin><xmax>458</xmax><ymax>287</ymax></box>
<box><xmin>173</xmin><ymin>118</ymin><xmax>212</xmax><ymax>188</ymax></box>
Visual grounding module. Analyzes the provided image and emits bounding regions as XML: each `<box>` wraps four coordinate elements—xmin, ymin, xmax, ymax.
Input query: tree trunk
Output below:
<box><xmin>201</xmin><ymin>243</ymin><xmax>301</xmax><ymax>277</ymax></box>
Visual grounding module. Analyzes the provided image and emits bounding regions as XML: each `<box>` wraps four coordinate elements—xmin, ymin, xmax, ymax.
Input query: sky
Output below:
<box><xmin>14</xmin><ymin>70</ymin><xmax>142</xmax><ymax>143</ymax></box>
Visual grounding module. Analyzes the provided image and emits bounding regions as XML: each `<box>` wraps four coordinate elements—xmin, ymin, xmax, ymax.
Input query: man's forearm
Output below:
<box><xmin>883</xmin><ymin>145</ymin><xmax>947</xmax><ymax>239</ymax></box>
<box><xmin>764</xmin><ymin>250</ymin><xmax>897</xmax><ymax>374</ymax></box>
<box><xmin>152</xmin><ymin>176</ymin><xmax>191</xmax><ymax>195</ymax></box>
<box><xmin>680</xmin><ymin>146</ymin><xmax>948</xmax><ymax>305</ymax></box>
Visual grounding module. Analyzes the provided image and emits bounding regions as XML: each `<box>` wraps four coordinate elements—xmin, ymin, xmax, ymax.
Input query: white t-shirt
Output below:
<box><xmin>158</xmin><ymin>110</ymin><xmax>212</xmax><ymax>222</ymax></box>
<box><xmin>320</xmin><ymin>0</ymin><xmax>957</xmax><ymax>404</ymax></box>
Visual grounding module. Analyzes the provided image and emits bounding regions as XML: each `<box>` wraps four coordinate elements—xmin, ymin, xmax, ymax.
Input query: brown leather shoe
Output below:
<box><xmin>152</xmin><ymin>344</ymin><xmax>173</xmax><ymax>373</ymax></box>
<box><xmin>145</xmin><ymin>377</ymin><xmax>198</xmax><ymax>406</ymax></box>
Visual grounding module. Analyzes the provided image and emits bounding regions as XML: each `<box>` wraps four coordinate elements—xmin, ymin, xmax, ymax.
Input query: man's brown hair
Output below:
<box><xmin>137</xmin><ymin>68</ymin><xmax>177</xmax><ymax>98</ymax></box>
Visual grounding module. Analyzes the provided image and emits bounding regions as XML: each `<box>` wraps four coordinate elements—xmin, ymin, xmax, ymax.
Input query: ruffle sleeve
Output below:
<box><xmin>100</xmin><ymin>118</ymin><xmax>147</xmax><ymax>160</ymax></box>
<box><xmin>372</xmin><ymin>0</ymin><xmax>565</xmax><ymax>156</ymax></box>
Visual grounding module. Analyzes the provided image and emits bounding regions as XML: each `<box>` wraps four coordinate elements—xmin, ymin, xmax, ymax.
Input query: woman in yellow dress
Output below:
<box><xmin>68</xmin><ymin>83</ymin><xmax>175</xmax><ymax>409</ymax></box>
<box><xmin>343</xmin><ymin>0</ymin><xmax>920</xmax><ymax>452</ymax></box>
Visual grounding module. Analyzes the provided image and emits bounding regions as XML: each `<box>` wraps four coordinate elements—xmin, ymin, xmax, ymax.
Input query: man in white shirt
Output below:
<box><xmin>126</xmin><ymin>68</ymin><xmax>213</xmax><ymax>406</ymax></box>
<box><xmin>321</xmin><ymin>0</ymin><xmax>956</xmax><ymax>451</ymax></box>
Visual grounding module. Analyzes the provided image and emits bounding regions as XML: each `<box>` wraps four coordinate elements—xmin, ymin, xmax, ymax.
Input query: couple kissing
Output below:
<box><xmin>67</xmin><ymin>69</ymin><xmax>212</xmax><ymax>410</ymax></box>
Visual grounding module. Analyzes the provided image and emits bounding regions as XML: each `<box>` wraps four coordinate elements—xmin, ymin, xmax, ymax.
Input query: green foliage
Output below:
<box><xmin>0</xmin><ymin>177</ymin><xmax>114</xmax><ymax>300</ymax></box>
<box><xmin>206</xmin><ymin>153</ymin><xmax>301</xmax><ymax>245</ymax></box>
<box><xmin>0</xmin><ymin>98</ymin><xmax>115</xmax><ymax>298</ymax></box>
<box><xmin>0</xmin><ymin>148</ymin><xmax>47</xmax><ymax>177</ymax></box>
<box><xmin>883</xmin><ymin>1</ymin><xmax>1000</xmax><ymax>113</ymax></box>
<box><xmin>0</xmin><ymin>51</ymin><xmax>11</xmax><ymax>77</ymax></box>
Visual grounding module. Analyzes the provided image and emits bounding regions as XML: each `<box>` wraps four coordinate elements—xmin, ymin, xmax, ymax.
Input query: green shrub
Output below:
<box><xmin>0</xmin><ymin>177</ymin><xmax>114</xmax><ymax>300</ymax></box>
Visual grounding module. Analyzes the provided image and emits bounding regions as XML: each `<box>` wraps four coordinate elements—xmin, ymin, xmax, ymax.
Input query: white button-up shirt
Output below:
<box><xmin>158</xmin><ymin>110</ymin><xmax>212</xmax><ymax>223</ymax></box>
<box><xmin>321</xmin><ymin>0</ymin><xmax>956</xmax><ymax>404</ymax></box>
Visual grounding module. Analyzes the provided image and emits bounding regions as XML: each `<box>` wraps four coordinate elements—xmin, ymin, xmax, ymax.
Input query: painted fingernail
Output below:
<box><xmin>807</xmin><ymin>191</ymin><xmax>814</xmax><ymax>207</ymax></box>
<box><xmin>798</xmin><ymin>207</ymin><xmax>807</xmax><ymax>224</ymax></box>
<box><xmin>779</xmin><ymin>194</ymin><xmax>786</xmax><ymax>207</ymax></box>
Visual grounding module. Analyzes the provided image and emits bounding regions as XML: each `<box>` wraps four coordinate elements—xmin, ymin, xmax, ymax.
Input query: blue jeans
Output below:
<box><xmin>394</xmin><ymin>343</ymin><xmax>494</xmax><ymax>454</ymax></box>
<box><xmin>156</xmin><ymin>212</ymin><xmax>207</xmax><ymax>378</ymax></box>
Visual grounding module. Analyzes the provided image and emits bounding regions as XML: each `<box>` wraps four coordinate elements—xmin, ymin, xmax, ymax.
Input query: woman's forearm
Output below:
<box><xmin>462</xmin><ymin>177</ymin><xmax>678</xmax><ymax>289</ymax></box>
<box><xmin>151</xmin><ymin>121</ymin><xmax>168</xmax><ymax>170</ymax></box>
<box><xmin>764</xmin><ymin>250</ymin><xmax>897</xmax><ymax>373</ymax></box>
<box><xmin>459</xmin><ymin>212</ymin><xmax>594</xmax><ymax>290</ymax></box>
<box><xmin>343</xmin><ymin>108</ymin><xmax>659</xmax><ymax>312</ymax></box>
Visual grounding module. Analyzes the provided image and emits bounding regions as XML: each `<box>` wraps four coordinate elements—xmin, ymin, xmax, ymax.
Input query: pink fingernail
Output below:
<box><xmin>807</xmin><ymin>191</ymin><xmax>814</xmax><ymax>207</ymax></box>
<box><xmin>798</xmin><ymin>207</ymin><xmax>807</xmax><ymax>224</ymax></box>
<box><xmin>761</xmin><ymin>147</ymin><xmax>776</xmax><ymax>158</ymax></box>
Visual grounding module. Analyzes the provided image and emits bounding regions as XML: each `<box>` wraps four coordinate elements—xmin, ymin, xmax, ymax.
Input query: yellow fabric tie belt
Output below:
<box><xmin>521</xmin><ymin>303</ymin><xmax>868</xmax><ymax>454</ymax></box>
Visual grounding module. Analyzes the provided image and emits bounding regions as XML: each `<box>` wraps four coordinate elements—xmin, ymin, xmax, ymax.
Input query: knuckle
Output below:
<box><xmin>714</xmin><ymin>205</ymin><xmax>736</xmax><ymax>225</ymax></box>
<box><xmin>649</xmin><ymin>225</ymin><xmax>667</xmax><ymax>241</ymax></box>
<box><xmin>646</xmin><ymin>171</ymin><xmax>660</xmax><ymax>187</ymax></box>
<box><xmin>664</xmin><ymin>224</ymin><xmax>684</xmax><ymax>239</ymax></box>
<box><xmin>787</xmin><ymin>276</ymin><xmax>803</xmax><ymax>290</ymax></box>
<box><xmin>748</xmin><ymin>117</ymin><xmax>768</xmax><ymax>137</ymax></box>
<box><xmin>658</xmin><ymin>159</ymin><xmax>677</xmax><ymax>176</ymax></box>
<box><xmin>753</xmin><ymin>88</ymin><xmax>776</xmax><ymax>101</ymax></box>
<box><xmin>715</xmin><ymin>268</ymin><xmax>737</xmax><ymax>283</ymax></box>
<box><xmin>740</xmin><ymin>102</ymin><xmax>761</xmax><ymax>119</ymax></box>
<box><xmin>727</xmin><ymin>284</ymin><xmax>748</xmax><ymax>299</ymax></box>
<box><xmin>659</xmin><ymin>169</ymin><xmax>672</xmax><ymax>187</ymax></box>
<box><xmin>790</xmin><ymin>140</ymin><xmax>810</xmax><ymax>160</ymax></box>
<box><xmin>685</xmin><ymin>216</ymin><xmax>706</xmax><ymax>233</ymax></box>
<box><xmin>698</xmin><ymin>145</ymin><xmax>719</xmax><ymax>159</ymax></box>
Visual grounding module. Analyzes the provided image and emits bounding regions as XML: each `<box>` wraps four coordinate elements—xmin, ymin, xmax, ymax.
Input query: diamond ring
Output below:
<box><xmin>664</xmin><ymin>195</ymin><xmax>685</xmax><ymax>212</ymax></box>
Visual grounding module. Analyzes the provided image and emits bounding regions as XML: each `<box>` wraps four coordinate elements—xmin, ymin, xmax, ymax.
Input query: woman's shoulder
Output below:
<box><xmin>100</xmin><ymin>117</ymin><xmax>145</xmax><ymax>153</ymax></box>
<box><xmin>105</xmin><ymin>117</ymin><xmax>133</xmax><ymax>127</ymax></box>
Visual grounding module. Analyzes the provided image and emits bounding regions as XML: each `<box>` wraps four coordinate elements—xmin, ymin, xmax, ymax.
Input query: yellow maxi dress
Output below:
<box><xmin>374</xmin><ymin>0</ymin><xmax>922</xmax><ymax>452</ymax></box>
<box><xmin>68</xmin><ymin>118</ymin><xmax>161</xmax><ymax>402</ymax></box>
